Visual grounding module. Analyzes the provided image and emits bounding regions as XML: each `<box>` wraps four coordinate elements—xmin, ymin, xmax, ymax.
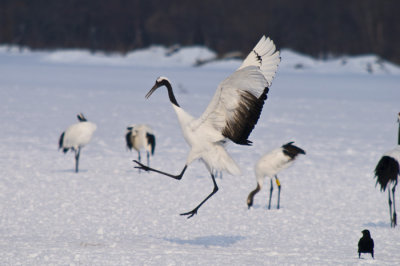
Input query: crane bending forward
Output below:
<box><xmin>134</xmin><ymin>36</ymin><xmax>280</xmax><ymax>218</ymax></box>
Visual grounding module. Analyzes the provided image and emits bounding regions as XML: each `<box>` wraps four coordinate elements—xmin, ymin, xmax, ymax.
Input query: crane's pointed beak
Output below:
<box><xmin>145</xmin><ymin>83</ymin><xmax>160</xmax><ymax>99</ymax></box>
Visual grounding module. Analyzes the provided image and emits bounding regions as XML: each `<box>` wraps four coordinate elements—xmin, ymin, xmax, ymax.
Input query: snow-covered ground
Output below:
<box><xmin>0</xmin><ymin>44</ymin><xmax>399</xmax><ymax>265</ymax></box>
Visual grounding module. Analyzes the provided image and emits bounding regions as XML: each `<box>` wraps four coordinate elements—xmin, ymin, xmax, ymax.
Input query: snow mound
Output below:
<box><xmin>279</xmin><ymin>49</ymin><xmax>400</xmax><ymax>75</ymax></box>
<box><xmin>42</xmin><ymin>46</ymin><xmax>216</xmax><ymax>67</ymax></box>
<box><xmin>1</xmin><ymin>44</ymin><xmax>399</xmax><ymax>75</ymax></box>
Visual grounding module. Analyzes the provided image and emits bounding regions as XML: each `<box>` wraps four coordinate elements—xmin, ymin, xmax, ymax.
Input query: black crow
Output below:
<box><xmin>358</xmin><ymin>229</ymin><xmax>374</xmax><ymax>259</ymax></box>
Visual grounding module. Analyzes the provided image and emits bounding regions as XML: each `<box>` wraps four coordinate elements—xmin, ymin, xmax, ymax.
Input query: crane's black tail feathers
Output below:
<box><xmin>58</xmin><ymin>131</ymin><xmax>69</xmax><ymax>153</ymax></box>
<box><xmin>58</xmin><ymin>132</ymin><xmax>65</xmax><ymax>150</ymax></box>
<box><xmin>374</xmin><ymin>156</ymin><xmax>399</xmax><ymax>191</ymax></box>
<box><xmin>125</xmin><ymin>131</ymin><xmax>133</xmax><ymax>150</ymax></box>
<box><xmin>146</xmin><ymin>133</ymin><xmax>156</xmax><ymax>155</ymax></box>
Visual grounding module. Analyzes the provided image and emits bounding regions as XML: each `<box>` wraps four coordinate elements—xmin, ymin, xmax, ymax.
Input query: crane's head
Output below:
<box><xmin>126</xmin><ymin>124</ymin><xmax>136</xmax><ymax>131</ymax></box>
<box><xmin>146</xmin><ymin>77</ymin><xmax>171</xmax><ymax>99</ymax></box>
<box><xmin>145</xmin><ymin>77</ymin><xmax>180</xmax><ymax>107</ymax></box>
<box><xmin>127</xmin><ymin>125</ymin><xmax>139</xmax><ymax>136</ymax></box>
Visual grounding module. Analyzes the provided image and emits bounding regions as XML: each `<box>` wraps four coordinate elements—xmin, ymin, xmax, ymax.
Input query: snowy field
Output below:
<box><xmin>0</xmin><ymin>44</ymin><xmax>399</xmax><ymax>265</ymax></box>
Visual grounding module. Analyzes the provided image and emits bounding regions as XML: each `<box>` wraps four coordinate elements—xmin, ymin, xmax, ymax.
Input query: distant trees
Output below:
<box><xmin>1</xmin><ymin>0</ymin><xmax>399</xmax><ymax>63</ymax></box>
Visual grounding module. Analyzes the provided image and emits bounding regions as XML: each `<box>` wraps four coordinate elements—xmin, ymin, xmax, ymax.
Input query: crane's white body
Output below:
<box><xmin>126</xmin><ymin>124</ymin><xmax>155</xmax><ymax>168</ymax></box>
<box><xmin>126</xmin><ymin>124</ymin><xmax>154</xmax><ymax>154</ymax></box>
<box><xmin>62</xmin><ymin>122</ymin><xmax>97</xmax><ymax>151</ymax></box>
<box><xmin>255</xmin><ymin>147</ymin><xmax>295</xmax><ymax>187</ymax></box>
<box><xmin>59</xmin><ymin>113</ymin><xmax>97</xmax><ymax>173</ymax></box>
<box><xmin>172</xmin><ymin>105</ymin><xmax>240</xmax><ymax>175</ymax></box>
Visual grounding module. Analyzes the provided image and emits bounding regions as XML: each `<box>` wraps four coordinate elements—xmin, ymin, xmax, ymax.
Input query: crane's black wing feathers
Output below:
<box><xmin>222</xmin><ymin>87</ymin><xmax>269</xmax><ymax>145</ymax></box>
<box><xmin>146</xmin><ymin>133</ymin><xmax>156</xmax><ymax>155</ymax></box>
<box><xmin>126</xmin><ymin>131</ymin><xmax>133</xmax><ymax>150</ymax></box>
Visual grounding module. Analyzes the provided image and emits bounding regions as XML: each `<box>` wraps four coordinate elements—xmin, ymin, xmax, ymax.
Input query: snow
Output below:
<box><xmin>42</xmin><ymin>46</ymin><xmax>217</xmax><ymax>68</ymax></box>
<box><xmin>278</xmin><ymin>49</ymin><xmax>400</xmax><ymax>75</ymax></box>
<box><xmin>1</xmin><ymin>44</ymin><xmax>400</xmax><ymax>265</ymax></box>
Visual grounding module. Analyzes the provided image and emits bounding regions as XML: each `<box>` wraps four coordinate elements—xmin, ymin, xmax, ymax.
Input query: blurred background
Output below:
<box><xmin>1</xmin><ymin>0</ymin><xmax>399</xmax><ymax>64</ymax></box>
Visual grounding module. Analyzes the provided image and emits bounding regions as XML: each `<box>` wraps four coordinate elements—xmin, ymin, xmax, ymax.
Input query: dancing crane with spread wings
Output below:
<box><xmin>134</xmin><ymin>35</ymin><xmax>280</xmax><ymax>218</ymax></box>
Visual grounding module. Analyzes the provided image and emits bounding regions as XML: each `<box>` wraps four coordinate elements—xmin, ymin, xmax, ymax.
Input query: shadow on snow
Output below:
<box><xmin>164</xmin><ymin>235</ymin><xmax>246</xmax><ymax>247</ymax></box>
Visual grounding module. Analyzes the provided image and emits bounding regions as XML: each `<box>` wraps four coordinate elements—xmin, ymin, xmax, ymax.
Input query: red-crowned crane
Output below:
<box><xmin>247</xmin><ymin>142</ymin><xmax>306</xmax><ymax>209</ymax></box>
<box><xmin>126</xmin><ymin>124</ymin><xmax>156</xmax><ymax>169</ymax></box>
<box><xmin>134</xmin><ymin>35</ymin><xmax>280</xmax><ymax>218</ymax></box>
<box><xmin>59</xmin><ymin>113</ymin><xmax>97</xmax><ymax>173</ymax></box>
<box><xmin>374</xmin><ymin>112</ymin><xmax>400</xmax><ymax>227</ymax></box>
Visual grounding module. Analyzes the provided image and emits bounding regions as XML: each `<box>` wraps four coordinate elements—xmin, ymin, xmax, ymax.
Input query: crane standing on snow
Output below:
<box><xmin>374</xmin><ymin>112</ymin><xmax>400</xmax><ymax>227</ymax></box>
<box><xmin>134</xmin><ymin>35</ymin><xmax>280</xmax><ymax>218</ymax></box>
<box><xmin>126</xmin><ymin>124</ymin><xmax>155</xmax><ymax>170</ymax></box>
<box><xmin>247</xmin><ymin>142</ymin><xmax>306</xmax><ymax>209</ymax></box>
<box><xmin>59</xmin><ymin>113</ymin><xmax>97</xmax><ymax>173</ymax></box>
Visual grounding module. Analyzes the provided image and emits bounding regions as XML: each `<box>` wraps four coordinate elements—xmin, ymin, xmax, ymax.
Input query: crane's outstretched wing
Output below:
<box><xmin>194</xmin><ymin>36</ymin><xmax>280</xmax><ymax>145</ymax></box>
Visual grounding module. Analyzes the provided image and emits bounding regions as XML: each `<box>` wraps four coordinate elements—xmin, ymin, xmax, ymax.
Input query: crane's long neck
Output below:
<box><xmin>164</xmin><ymin>81</ymin><xmax>180</xmax><ymax>107</ymax></box>
<box><xmin>398</xmin><ymin>121</ymin><xmax>400</xmax><ymax>145</ymax></box>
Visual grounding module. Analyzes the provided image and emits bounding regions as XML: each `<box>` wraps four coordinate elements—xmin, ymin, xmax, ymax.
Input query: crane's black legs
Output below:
<box><xmin>388</xmin><ymin>189</ymin><xmax>393</xmax><ymax>226</ymax></box>
<box><xmin>180</xmin><ymin>173</ymin><xmax>218</xmax><ymax>218</ymax></box>
<box><xmin>392</xmin><ymin>183</ymin><xmax>397</xmax><ymax>227</ymax></box>
<box><xmin>74</xmin><ymin>147</ymin><xmax>81</xmax><ymax>173</ymax></box>
<box><xmin>134</xmin><ymin>160</ymin><xmax>187</xmax><ymax>180</ymax></box>
<box><xmin>137</xmin><ymin>152</ymin><xmax>142</xmax><ymax>173</ymax></box>
<box><xmin>147</xmin><ymin>151</ymin><xmax>150</xmax><ymax>167</ymax></box>
<box><xmin>268</xmin><ymin>176</ymin><xmax>281</xmax><ymax>209</ymax></box>
<box><xmin>134</xmin><ymin>160</ymin><xmax>217</xmax><ymax>218</ymax></box>
<box><xmin>275</xmin><ymin>175</ymin><xmax>281</xmax><ymax>209</ymax></box>
<box><xmin>268</xmin><ymin>179</ymin><xmax>273</xmax><ymax>209</ymax></box>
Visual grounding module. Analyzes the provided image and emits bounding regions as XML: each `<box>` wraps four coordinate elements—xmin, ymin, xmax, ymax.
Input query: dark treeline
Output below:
<box><xmin>1</xmin><ymin>0</ymin><xmax>400</xmax><ymax>63</ymax></box>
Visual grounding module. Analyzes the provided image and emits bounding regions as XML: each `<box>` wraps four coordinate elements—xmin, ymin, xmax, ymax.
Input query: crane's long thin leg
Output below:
<box><xmin>268</xmin><ymin>178</ymin><xmax>273</xmax><ymax>209</ymax></box>
<box><xmin>275</xmin><ymin>175</ymin><xmax>281</xmax><ymax>209</ymax></box>
<box><xmin>147</xmin><ymin>151</ymin><xmax>150</xmax><ymax>167</ymax></box>
<box><xmin>389</xmin><ymin>189</ymin><xmax>393</xmax><ymax>227</ymax></box>
<box><xmin>134</xmin><ymin>160</ymin><xmax>187</xmax><ymax>180</ymax></box>
<box><xmin>392</xmin><ymin>183</ymin><xmax>397</xmax><ymax>227</ymax></box>
<box><xmin>75</xmin><ymin>147</ymin><xmax>81</xmax><ymax>173</ymax></box>
<box><xmin>137</xmin><ymin>152</ymin><xmax>141</xmax><ymax>173</ymax></box>
<box><xmin>180</xmin><ymin>173</ymin><xmax>218</xmax><ymax>218</ymax></box>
